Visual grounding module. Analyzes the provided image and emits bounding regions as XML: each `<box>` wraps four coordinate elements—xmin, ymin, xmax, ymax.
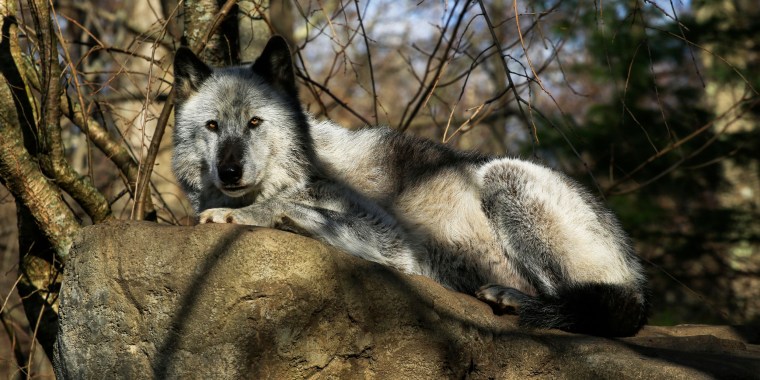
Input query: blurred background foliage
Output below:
<box><xmin>528</xmin><ymin>0</ymin><xmax>760</xmax><ymax>325</ymax></box>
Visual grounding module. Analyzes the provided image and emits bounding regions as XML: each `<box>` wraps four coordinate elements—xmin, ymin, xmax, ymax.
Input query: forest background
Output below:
<box><xmin>0</xmin><ymin>0</ymin><xmax>758</xmax><ymax>377</ymax></box>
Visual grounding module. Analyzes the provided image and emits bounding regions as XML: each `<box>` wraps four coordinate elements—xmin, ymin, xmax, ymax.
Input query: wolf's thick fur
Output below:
<box><xmin>172</xmin><ymin>36</ymin><xmax>648</xmax><ymax>337</ymax></box>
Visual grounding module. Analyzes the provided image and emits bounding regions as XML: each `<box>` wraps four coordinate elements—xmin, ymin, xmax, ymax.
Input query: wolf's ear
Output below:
<box><xmin>251</xmin><ymin>36</ymin><xmax>298</xmax><ymax>99</ymax></box>
<box><xmin>174</xmin><ymin>47</ymin><xmax>212</xmax><ymax>101</ymax></box>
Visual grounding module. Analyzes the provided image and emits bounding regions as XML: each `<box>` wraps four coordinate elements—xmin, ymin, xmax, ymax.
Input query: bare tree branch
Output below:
<box><xmin>2</xmin><ymin>1</ymin><xmax>73</xmax><ymax>362</ymax></box>
<box><xmin>476</xmin><ymin>0</ymin><xmax>535</xmax><ymax>143</ymax></box>
<box><xmin>352</xmin><ymin>0</ymin><xmax>378</xmax><ymax>125</ymax></box>
<box><xmin>399</xmin><ymin>0</ymin><xmax>470</xmax><ymax>132</ymax></box>
<box><xmin>29</xmin><ymin>0</ymin><xmax>111</xmax><ymax>223</ymax></box>
<box><xmin>1</xmin><ymin>0</ymin><xmax>79</xmax><ymax>259</ymax></box>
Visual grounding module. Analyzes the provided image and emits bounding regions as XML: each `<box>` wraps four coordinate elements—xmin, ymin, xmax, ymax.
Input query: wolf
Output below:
<box><xmin>172</xmin><ymin>36</ymin><xmax>648</xmax><ymax>337</ymax></box>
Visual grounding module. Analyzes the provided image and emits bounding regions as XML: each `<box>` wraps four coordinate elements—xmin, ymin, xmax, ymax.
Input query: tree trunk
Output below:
<box><xmin>1</xmin><ymin>0</ymin><xmax>79</xmax><ymax>362</ymax></box>
<box><xmin>184</xmin><ymin>0</ymin><xmax>238</xmax><ymax>66</ymax></box>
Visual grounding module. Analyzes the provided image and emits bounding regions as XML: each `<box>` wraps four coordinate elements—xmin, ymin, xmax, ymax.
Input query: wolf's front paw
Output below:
<box><xmin>198</xmin><ymin>207</ymin><xmax>272</xmax><ymax>226</ymax></box>
<box><xmin>198</xmin><ymin>208</ymin><xmax>237</xmax><ymax>224</ymax></box>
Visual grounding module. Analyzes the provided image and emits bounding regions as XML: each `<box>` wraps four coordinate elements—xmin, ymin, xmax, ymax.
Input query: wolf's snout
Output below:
<box><xmin>217</xmin><ymin>138</ymin><xmax>246</xmax><ymax>186</ymax></box>
<box><xmin>218</xmin><ymin>163</ymin><xmax>243</xmax><ymax>185</ymax></box>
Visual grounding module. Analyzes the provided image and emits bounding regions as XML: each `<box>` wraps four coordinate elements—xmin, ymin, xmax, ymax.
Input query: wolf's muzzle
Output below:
<box><xmin>218</xmin><ymin>162</ymin><xmax>243</xmax><ymax>185</ymax></box>
<box><xmin>217</xmin><ymin>138</ymin><xmax>245</xmax><ymax>186</ymax></box>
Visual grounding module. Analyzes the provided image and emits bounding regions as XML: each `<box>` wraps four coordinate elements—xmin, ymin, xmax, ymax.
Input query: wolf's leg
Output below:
<box><xmin>475</xmin><ymin>284</ymin><xmax>531</xmax><ymax>314</ymax></box>
<box><xmin>477</xmin><ymin>159</ymin><xmax>647</xmax><ymax>335</ymax></box>
<box><xmin>479</xmin><ymin>159</ymin><xmax>619</xmax><ymax>296</ymax></box>
<box><xmin>200</xmin><ymin>199</ymin><xmax>422</xmax><ymax>274</ymax></box>
<box><xmin>475</xmin><ymin>160</ymin><xmax>589</xmax><ymax>314</ymax></box>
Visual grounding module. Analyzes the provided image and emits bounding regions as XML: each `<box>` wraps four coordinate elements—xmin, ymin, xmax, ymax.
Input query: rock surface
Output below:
<box><xmin>55</xmin><ymin>221</ymin><xmax>760</xmax><ymax>379</ymax></box>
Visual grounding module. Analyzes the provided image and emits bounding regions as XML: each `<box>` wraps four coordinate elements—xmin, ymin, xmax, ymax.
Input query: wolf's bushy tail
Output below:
<box><xmin>517</xmin><ymin>283</ymin><xmax>648</xmax><ymax>337</ymax></box>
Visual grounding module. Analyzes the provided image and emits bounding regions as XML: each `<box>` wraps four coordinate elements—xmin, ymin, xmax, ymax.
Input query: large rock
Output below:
<box><xmin>55</xmin><ymin>221</ymin><xmax>760</xmax><ymax>379</ymax></box>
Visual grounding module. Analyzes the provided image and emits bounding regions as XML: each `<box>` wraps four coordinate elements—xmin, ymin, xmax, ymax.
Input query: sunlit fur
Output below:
<box><xmin>172</xmin><ymin>36</ymin><xmax>648</xmax><ymax>337</ymax></box>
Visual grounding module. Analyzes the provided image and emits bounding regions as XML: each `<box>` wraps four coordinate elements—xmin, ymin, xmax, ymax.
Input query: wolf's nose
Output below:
<box><xmin>218</xmin><ymin>164</ymin><xmax>242</xmax><ymax>185</ymax></box>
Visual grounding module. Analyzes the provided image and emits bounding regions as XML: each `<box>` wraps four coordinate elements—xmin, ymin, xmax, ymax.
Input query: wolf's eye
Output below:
<box><xmin>205</xmin><ymin>120</ymin><xmax>218</xmax><ymax>131</ymax></box>
<box><xmin>249</xmin><ymin>117</ymin><xmax>262</xmax><ymax>129</ymax></box>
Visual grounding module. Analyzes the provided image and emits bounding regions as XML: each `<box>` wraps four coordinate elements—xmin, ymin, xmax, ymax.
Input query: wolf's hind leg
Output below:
<box><xmin>476</xmin><ymin>284</ymin><xmax>532</xmax><ymax>315</ymax></box>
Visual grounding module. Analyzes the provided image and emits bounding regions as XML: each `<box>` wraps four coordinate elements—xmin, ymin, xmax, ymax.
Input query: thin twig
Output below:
<box><xmin>399</xmin><ymin>0</ymin><xmax>470</xmax><ymax>132</ymax></box>
<box><xmin>512</xmin><ymin>0</ymin><xmax>546</xmax><ymax>92</ymax></box>
<box><xmin>0</xmin><ymin>309</ymin><xmax>29</xmax><ymax>377</ymax></box>
<box><xmin>353</xmin><ymin>0</ymin><xmax>378</xmax><ymax>124</ymax></box>
<box><xmin>476</xmin><ymin>0</ymin><xmax>534</xmax><ymax>142</ymax></box>
<box><xmin>605</xmin><ymin>97</ymin><xmax>760</xmax><ymax>194</ymax></box>
<box><xmin>398</xmin><ymin>1</ymin><xmax>458</xmax><ymax>129</ymax></box>
<box><xmin>650</xmin><ymin>26</ymin><xmax>758</xmax><ymax>95</ymax></box>
<box><xmin>297</xmin><ymin>72</ymin><xmax>372</xmax><ymax>126</ymax></box>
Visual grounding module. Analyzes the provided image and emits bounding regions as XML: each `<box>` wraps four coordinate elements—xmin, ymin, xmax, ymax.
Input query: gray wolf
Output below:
<box><xmin>172</xmin><ymin>36</ymin><xmax>648</xmax><ymax>337</ymax></box>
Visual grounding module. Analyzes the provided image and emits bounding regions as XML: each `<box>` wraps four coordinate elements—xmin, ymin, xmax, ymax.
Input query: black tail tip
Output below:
<box><xmin>519</xmin><ymin>283</ymin><xmax>649</xmax><ymax>337</ymax></box>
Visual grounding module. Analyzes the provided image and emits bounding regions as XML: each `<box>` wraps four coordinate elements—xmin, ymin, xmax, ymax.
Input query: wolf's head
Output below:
<box><xmin>172</xmin><ymin>36</ymin><xmax>312</xmax><ymax>208</ymax></box>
